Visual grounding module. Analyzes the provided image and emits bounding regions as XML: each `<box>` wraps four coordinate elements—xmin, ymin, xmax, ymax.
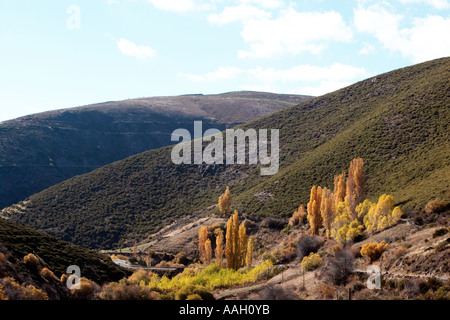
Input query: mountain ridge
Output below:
<box><xmin>2</xmin><ymin>57</ymin><xmax>449</xmax><ymax>250</ymax></box>
<box><xmin>0</xmin><ymin>91</ymin><xmax>312</xmax><ymax>210</ymax></box>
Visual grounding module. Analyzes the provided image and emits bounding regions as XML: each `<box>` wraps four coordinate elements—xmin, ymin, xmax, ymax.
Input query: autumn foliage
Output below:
<box><xmin>360</xmin><ymin>241</ymin><xmax>389</xmax><ymax>264</ymax></box>
<box><xmin>218</xmin><ymin>186</ymin><xmax>231</xmax><ymax>216</ymax></box>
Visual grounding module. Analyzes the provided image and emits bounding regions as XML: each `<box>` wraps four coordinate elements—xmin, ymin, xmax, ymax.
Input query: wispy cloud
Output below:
<box><xmin>354</xmin><ymin>3</ymin><xmax>450</xmax><ymax>63</ymax></box>
<box><xmin>114</xmin><ymin>37</ymin><xmax>157</xmax><ymax>60</ymax></box>
<box><xmin>237</xmin><ymin>8</ymin><xmax>353</xmax><ymax>58</ymax></box>
<box><xmin>208</xmin><ymin>5</ymin><xmax>271</xmax><ymax>25</ymax></box>
<box><xmin>179</xmin><ymin>63</ymin><xmax>369</xmax><ymax>96</ymax></box>
<box><xmin>396</xmin><ymin>0</ymin><xmax>450</xmax><ymax>9</ymax></box>
<box><xmin>178</xmin><ymin>66</ymin><xmax>243</xmax><ymax>81</ymax></box>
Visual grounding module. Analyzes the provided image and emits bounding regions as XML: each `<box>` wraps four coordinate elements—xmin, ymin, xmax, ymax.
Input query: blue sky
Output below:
<box><xmin>0</xmin><ymin>0</ymin><xmax>449</xmax><ymax>122</ymax></box>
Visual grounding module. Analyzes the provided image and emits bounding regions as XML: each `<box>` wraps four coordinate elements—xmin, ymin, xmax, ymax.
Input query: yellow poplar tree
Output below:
<box><xmin>307</xmin><ymin>186</ymin><xmax>323</xmax><ymax>235</ymax></box>
<box><xmin>215</xmin><ymin>228</ymin><xmax>224</xmax><ymax>267</ymax></box>
<box><xmin>321</xmin><ymin>188</ymin><xmax>335</xmax><ymax>238</ymax></box>
<box><xmin>246</xmin><ymin>237</ymin><xmax>254</xmax><ymax>267</ymax></box>
<box><xmin>198</xmin><ymin>226</ymin><xmax>208</xmax><ymax>263</ymax></box>
<box><xmin>205</xmin><ymin>239</ymin><xmax>212</xmax><ymax>265</ymax></box>
<box><xmin>218</xmin><ymin>186</ymin><xmax>232</xmax><ymax>216</ymax></box>
<box><xmin>333</xmin><ymin>172</ymin><xmax>346</xmax><ymax>212</ymax></box>
<box><xmin>225</xmin><ymin>210</ymin><xmax>248</xmax><ymax>270</ymax></box>
<box><xmin>345</xmin><ymin>158</ymin><xmax>365</xmax><ymax>217</ymax></box>
<box><xmin>225</xmin><ymin>215</ymin><xmax>234</xmax><ymax>269</ymax></box>
<box><xmin>238</xmin><ymin>223</ymin><xmax>248</xmax><ymax>268</ymax></box>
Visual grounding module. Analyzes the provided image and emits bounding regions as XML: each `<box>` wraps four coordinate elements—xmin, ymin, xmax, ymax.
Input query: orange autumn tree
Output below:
<box><xmin>215</xmin><ymin>228</ymin><xmax>224</xmax><ymax>267</ymax></box>
<box><xmin>345</xmin><ymin>158</ymin><xmax>365</xmax><ymax>218</ymax></box>
<box><xmin>198</xmin><ymin>226</ymin><xmax>209</xmax><ymax>264</ymax></box>
<box><xmin>225</xmin><ymin>210</ymin><xmax>248</xmax><ymax>270</ymax></box>
<box><xmin>289</xmin><ymin>204</ymin><xmax>306</xmax><ymax>227</ymax></box>
<box><xmin>360</xmin><ymin>241</ymin><xmax>389</xmax><ymax>264</ymax></box>
<box><xmin>205</xmin><ymin>239</ymin><xmax>212</xmax><ymax>265</ymax></box>
<box><xmin>307</xmin><ymin>186</ymin><xmax>323</xmax><ymax>235</ymax></box>
<box><xmin>218</xmin><ymin>186</ymin><xmax>232</xmax><ymax>216</ymax></box>
<box><xmin>333</xmin><ymin>172</ymin><xmax>346</xmax><ymax>211</ymax></box>
<box><xmin>320</xmin><ymin>187</ymin><xmax>335</xmax><ymax>238</ymax></box>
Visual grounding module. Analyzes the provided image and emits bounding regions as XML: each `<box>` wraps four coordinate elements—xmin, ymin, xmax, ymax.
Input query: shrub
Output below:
<box><xmin>320</xmin><ymin>247</ymin><xmax>354</xmax><ymax>286</ymax></box>
<box><xmin>260</xmin><ymin>284</ymin><xmax>298</xmax><ymax>300</ymax></box>
<box><xmin>433</xmin><ymin>228</ymin><xmax>448</xmax><ymax>238</ymax></box>
<box><xmin>392</xmin><ymin>247</ymin><xmax>408</xmax><ymax>260</ymax></box>
<box><xmin>0</xmin><ymin>277</ymin><xmax>48</xmax><ymax>300</ymax></box>
<box><xmin>316</xmin><ymin>284</ymin><xmax>336</xmax><ymax>300</ymax></box>
<box><xmin>175</xmin><ymin>285</ymin><xmax>214</xmax><ymax>300</ymax></box>
<box><xmin>0</xmin><ymin>253</ymin><xmax>7</xmax><ymax>277</ymax></box>
<box><xmin>297</xmin><ymin>234</ymin><xmax>322</xmax><ymax>261</ymax></box>
<box><xmin>71</xmin><ymin>277</ymin><xmax>100</xmax><ymax>300</ymax></box>
<box><xmin>98</xmin><ymin>282</ymin><xmax>159</xmax><ymax>300</ymax></box>
<box><xmin>40</xmin><ymin>267</ymin><xmax>58</xmax><ymax>282</ymax></box>
<box><xmin>0</xmin><ymin>284</ymin><xmax>7</xmax><ymax>300</ymax></box>
<box><xmin>360</xmin><ymin>241</ymin><xmax>389</xmax><ymax>264</ymax></box>
<box><xmin>23</xmin><ymin>253</ymin><xmax>40</xmax><ymax>272</ymax></box>
<box><xmin>127</xmin><ymin>269</ymin><xmax>156</xmax><ymax>285</ymax></box>
<box><xmin>435</xmin><ymin>241</ymin><xmax>448</xmax><ymax>252</ymax></box>
<box><xmin>425</xmin><ymin>199</ymin><xmax>449</xmax><ymax>214</ymax></box>
<box><xmin>186</xmin><ymin>294</ymin><xmax>202</xmax><ymax>300</ymax></box>
<box><xmin>301</xmin><ymin>252</ymin><xmax>322</xmax><ymax>271</ymax></box>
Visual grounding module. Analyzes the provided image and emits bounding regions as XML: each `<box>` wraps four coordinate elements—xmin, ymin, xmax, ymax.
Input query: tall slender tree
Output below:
<box><xmin>198</xmin><ymin>226</ymin><xmax>208</xmax><ymax>264</ymax></box>
<box><xmin>321</xmin><ymin>187</ymin><xmax>335</xmax><ymax>238</ymax></box>
<box><xmin>215</xmin><ymin>229</ymin><xmax>224</xmax><ymax>267</ymax></box>
<box><xmin>345</xmin><ymin>158</ymin><xmax>365</xmax><ymax>217</ymax></box>
<box><xmin>307</xmin><ymin>186</ymin><xmax>323</xmax><ymax>235</ymax></box>
<box><xmin>218</xmin><ymin>186</ymin><xmax>232</xmax><ymax>216</ymax></box>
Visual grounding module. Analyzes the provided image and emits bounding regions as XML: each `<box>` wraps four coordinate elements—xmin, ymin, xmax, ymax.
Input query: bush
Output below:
<box><xmin>71</xmin><ymin>277</ymin><xmax>100</xmax><ymax>300</ymax></box>
<box><xmin>433</xmin><ymin>228</ymin><xmax>448</xmax><ymax>238</ymax></box>
<box><xmin>23</xmin><ymin>253</ymin><xmax>40</xmax><ymax>272</ymax></box>
<box><xmin>40</xmin><ymin>267</ymin><xmax>58</xmax><ymax>282</ymax></box>
<box><xmin>297</xmin><ymin>234</ymin><xmax>322</xmax><ymax>261</ymax></box>
<box><xmin>301</xmin><ymin>252</ymin><xmax>322</xmax><ymax>271</ymax></box>
<box><xmin>175</xmin><ymin>285</ymin><xmax>214</xmax><ymax>300</ymax></box>
<box><xmin>0</xmin><ymin>277</ymin><xmax>48</xmax><ymax>300</ymax></box>
<box><xmin>360</xmin><ymin>241</ymin><xmax>389</xmax><ymax>264</ymax></box>
<box><xmin>260</xmin><ymin>284</ymin><xmax>298</xmax><ymax>300</ymax></box>
<box><xmin>320</xmin><ymin>247</ymin><xmax>354</xmax><ymax>286</ymax></box>
<box><xmin>425</xmin><ymin>199</ymin><xmax>450</xmax><ymax>214</ymax></box>
<box><xmin>435</xmin><ymin>241</ymin><xmax>448</xmax><ymax>252</ymax></box>
<box><xmin>127</xmin><ymin>269</ymin><xmax>155</xmax><ymax>285</ymax></box>
<box><xmin>392</xmin><ymin>247</ymin><xmax>408</xmax><ymax>260</ymax></box>
<box><xmin>98</xmin><ymin>282</ymin><xmax>159</xmax><ymax>300</ymax></box>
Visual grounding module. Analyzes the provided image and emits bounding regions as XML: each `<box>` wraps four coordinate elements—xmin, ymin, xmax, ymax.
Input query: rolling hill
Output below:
<box><xmin>0</xmin><ymin>218</ymin><xmax>129</xmax><ymax>291</ymax></box>
<box><xmin>0</xmin><ymin>91</ymin><xmax>311</xmax><ymax>210</ymax></box>
<box><xmin>2</xmin><ymin>57</ymin><xmax>449</xmax><ymax>250</ymax></box>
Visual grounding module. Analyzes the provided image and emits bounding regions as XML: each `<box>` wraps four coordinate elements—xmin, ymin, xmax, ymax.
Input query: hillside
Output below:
<box><xmin>2</xmin><ymin>57</ymin><xmax>449</xmax><ymax>250</ymax></box>
<box><xmin>0</xmin><ymin>91</ymin><xmax>311</xmax><ymax>209</ymax></box>
<box><xmin>0</xmin><ymin>218</ymin><xmax>129</xmax><ymax>299</ymax></box>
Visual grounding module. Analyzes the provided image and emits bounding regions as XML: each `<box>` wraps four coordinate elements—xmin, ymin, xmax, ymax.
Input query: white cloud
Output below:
<box><xmin>248</xmin><ymin>63</ymin><xmax>368</xmax><ymax>83</ymax></box>
<box><xmin>359</xmin><ymin>42</ymin><xmax>376</xmax><ymax>55</ymax></box>
<box><xmin>239</xmin><ymin>0</ymin><xmax>284</xmax><ymax>9</ymax></box>
<box><xmin>146</xmin><ymin>0</ymin><xmax>214</xmax><ymax>12</ymax></box>
<box><xmin>238</xmin><ymin>8</ymin><xmax>354</xmax><ymax>58</ymax></box>
<box><xmin>397</xmin><ymin>0</ymin><xmax>450</xmax><ymax>9</ymax></box>
<box><xmin>178</xmin><ymin>66</ymin><xmax>243</xmax><ymax>81</ymax></box>
<box><xmin>116</xmin><ymin>38</ymin><xmax>157</xmax><ymax>60</ymax></box>
<box><xmin>179</xmin><ymin>63</ymin><xmax>369</xmax><ymax>96</ymax></box>
<box><xmin>107</xmin><ymin>0</ymin><xmax>119</xmax><ymax>5</ymax></box>
<box><xmin>354</xmin><ymin>4</ymin><xmax>450</xmax><ymax>63</ymax></box>
<box><xmin>208</xmin><ymin>5</ymin><xmax>271</xmax><ymax>25</ymax></box>
<box><xmin>299</xmin><ymin>80</ymin><xmax>354</xmax><ymax>96</ymax></box>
